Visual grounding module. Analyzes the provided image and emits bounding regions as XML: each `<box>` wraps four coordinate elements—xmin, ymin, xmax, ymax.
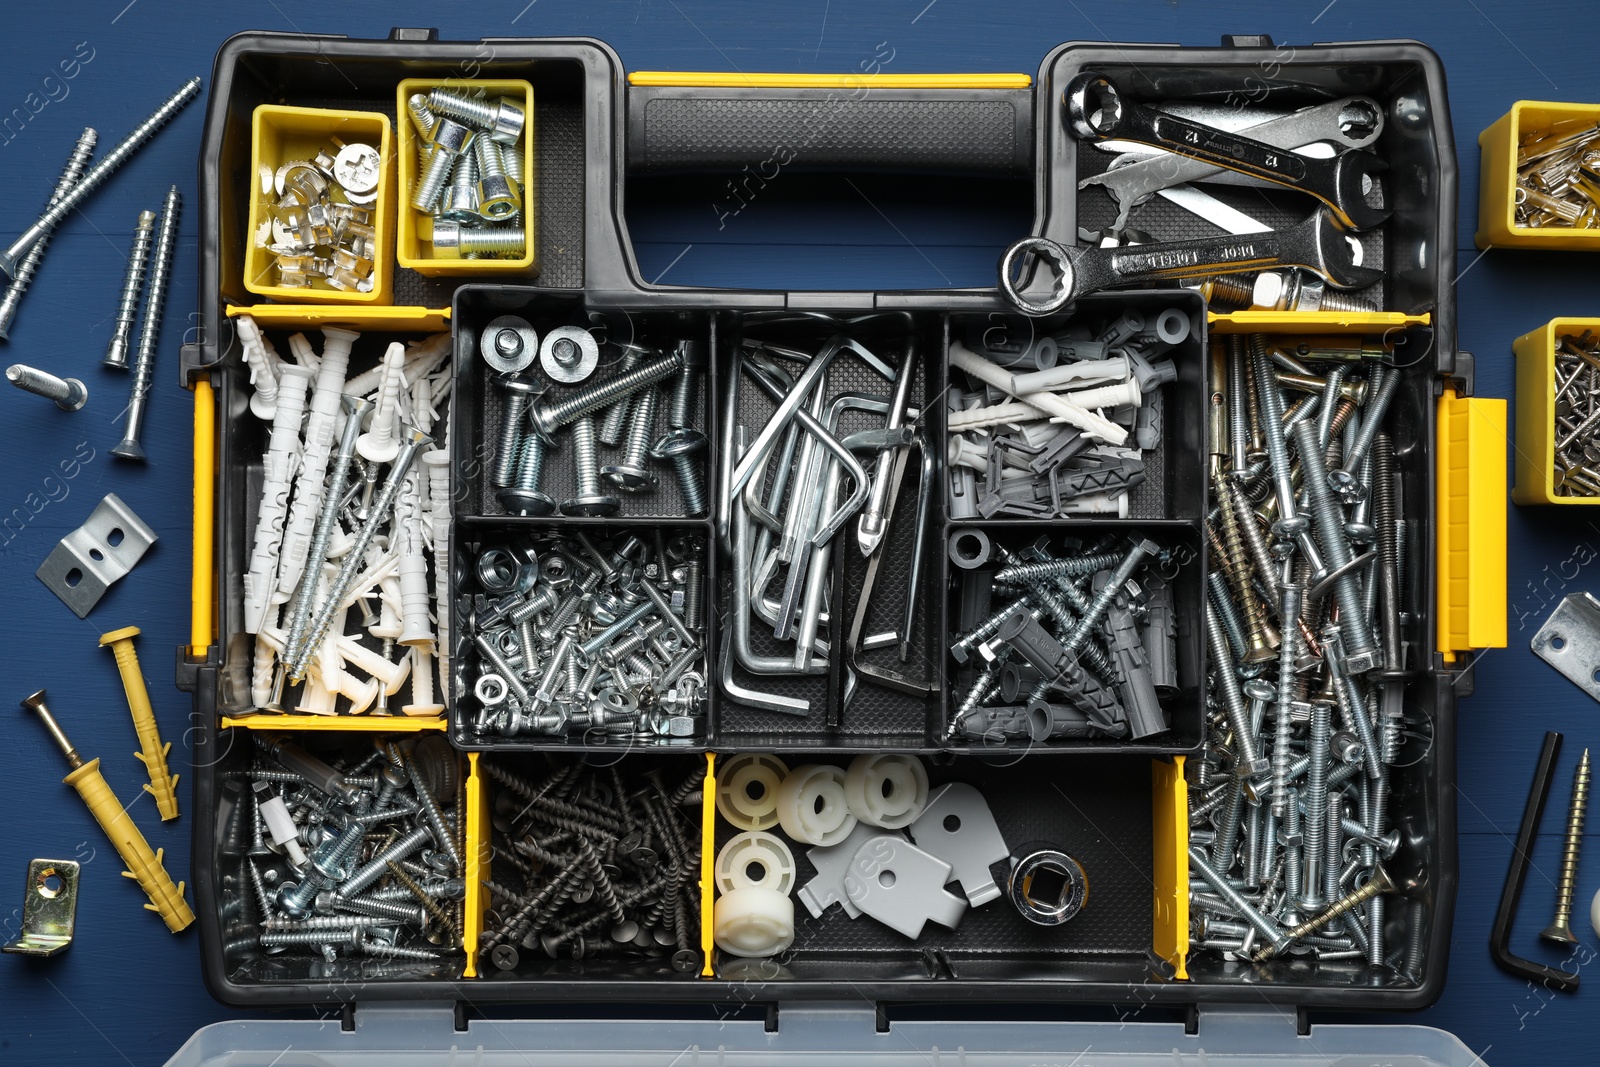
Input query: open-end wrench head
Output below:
<box><xmin>1063</xmin><ymin>72</ymin><xmax>1125</xmax><ymax>142</ymax></box>
<box><xmin>1331</xmin><ymin>150</ymin><xmax>1390</xmax><ymax>230</ymax></box>
<box><xmin>1300</xmin><ymin>209</ymin><xmax>1385</xmax><ymax>290</ymax></box>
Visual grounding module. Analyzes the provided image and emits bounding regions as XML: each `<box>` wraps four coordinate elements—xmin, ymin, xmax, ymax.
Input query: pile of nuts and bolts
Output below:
<box><xmin>1551</xmin><ymin>331</ymin><xmax>1600</xmax><ymax>496</ymax></box>
<box><xmin>1190</xmin><ymin>333</ymin><xmax>1426</xmax><ymax>974</ymax></box>
<box><xmin>480</xmin><ymin>756</ymin><xmax>705</xmax><ymax>970</ymax></box>
<box><xmin>484</xmin><ymin>318</ymin><xmax>708</xmax><ymax>519</ymax></box>
<box><xmin>945</xmin><ymin>529</ymin><xmax>1182</xmax><ymax>743</ymax></box>
<box><xmin>224</xmin><ymin>734</ymin><xmax>465</xmax><ymax>973</ymax></box>
<box><xmin>258</xmin><ymin>141</ymin><xmax>382</xmax><ymax>291</ymax></box>
<box><xmin>1180</xmin><ymin>269</ymin><xmax>1381</xmax><ymax>314</ymax></box>
<box><xmin>1514</xmin><ymin>121</ymin><xmax>1600</xmax><ymax>229</ymax></box>
<box><xmin>408</xmin><ymin>88</ymin><xmax>528</xmax><ymax>258</ymax></box>
<box><xmin>465</xmin><ymin>530</ymin><xmax>708</xmax><ymax>742</ymax></box>
<box><xmin>946</xmin><ymin>307</ymin><xmax>1186</xmax><ymax>519</ymax></box>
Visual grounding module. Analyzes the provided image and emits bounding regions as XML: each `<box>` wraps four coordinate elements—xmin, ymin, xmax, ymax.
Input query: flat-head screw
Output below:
<box><xmin>7</xmin><ymin>364</ymin><xmax>87</xmax><ymax>411</ymax></box>
<box><xmin>112</xmin><ymin>183</ymin><xmax>181</xmax><ymax>461</ymax></box>
<box><xmin>1541</xmin><ymin>748</ymin><xmax>1590</xmax><ymax>945</ymax></box>
<box><xmin>1254</xmin><ymin>864</ymin><xmax>1422</xmax><ymax>960</ymax></box>
<box><xmin>0</xmin><ymin>127</ymin><xmax>98</xmax><ymax>341</ymax></box>
<box><xmin>103</xmin><ymin>209</ymin><xmax>157</xmax><ymax>369</ymax></box>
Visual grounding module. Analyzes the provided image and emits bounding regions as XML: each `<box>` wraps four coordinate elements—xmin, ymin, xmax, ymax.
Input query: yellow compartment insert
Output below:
<box><xmin>244</xmin><ymin>105</ymin><xmax>396</xmax><ymax>304</ymax></box>
<box><xmin>1478</xmin><ymin>101</ymin><xmax>1600</xmax><ymax>250</ymax></box>
<box><xmin>1151</xmin><ymin>756</ymin><xmax>1189</xmax><ymax>980</ymax></box>
<box><xmin>396</xmin><ymin>78</ymin><xmax>537</xmax><ymax>277</ymax></box>
<box><xmin>1208</xmin><ymin>310</ymin><xmax>1429</xmax><ymax>335</ymax></box>
<box><xmin>226</xmin><ymin>303</ymin><xmax>450</xmax><ymax>333</ymax></box>
<box><xmin>1513</xmin><ymin>317</ymin><xmax>1600</xmax><ymax>506</ymax></box>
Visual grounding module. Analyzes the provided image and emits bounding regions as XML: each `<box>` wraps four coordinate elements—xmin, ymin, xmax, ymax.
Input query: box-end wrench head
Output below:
<box><xmin>999</xmin><ymin>208</ymin><xmax>1381</xmax><ymax>316</ymax></box>
<box><xmin>1064</xmin><ymin>72</ymin><xmax>1390</xmax><ymax>232</ymax></box>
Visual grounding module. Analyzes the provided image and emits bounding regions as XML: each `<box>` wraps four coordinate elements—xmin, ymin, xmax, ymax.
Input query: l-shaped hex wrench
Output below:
<box><xmin>1492</xmin><ymin>731</ymin><xmax>1580</xmax><ymax>992</ymax></box>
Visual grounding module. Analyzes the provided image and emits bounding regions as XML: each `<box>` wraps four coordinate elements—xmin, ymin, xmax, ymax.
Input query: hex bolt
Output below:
<box><xmin>653</xmin><ymin>428</ymin><xmax>709</xmax><ymax>516</ymax></box>
<box><xmin>603</xmin><ymin>386</ymin><xmax>659</xmax><ymax>492</ymax></box>
<box><xmin>112</xmin><ymin>183</ymin><xmax>181</xmax><ymax>462</ymax></box>
<box><xmin>561</xmin><ymin>416</ymin><xmax>620</xmax><ymax>517</ymax></box>
<box><xmin>491</xmin><ymin>378</ymin><xmax>539</xmax><ymax>488</ymax></box>
<box><xmin>530</xmin><ymin>348</ymin><xmax>685</xmax><ymax>437</ymax></box>
<box><xmin>427</xmin><ymin>88</ymin><xmax>524</xmax><ymax>144</ymax></box>
<box><xmin>1290</xmin><ymin>419</ymin><xmax>1380</xmax><ymax>671</ymax></box>
<box><xmin>103</xmin><ymin>209</ymin><xmax>157</xmax><ymax>369</ymax></box>
<box><xmin>1542</xmin><ymin>748</ymin><xmax>1590</xmax><ymax>945</ymax></box>
<box><xmin>0</xmin><ymin>77</ymin><xmax>201</xmax><ymax>279</ymax></box>
<box><xmin>473</xmin><ymin>137</ymin><xmax>521</xmax><ymax>220</ymax></box>
<box><xmin>0</xmin><ymin>127</ymin><xmax>98</xmax><ymax>340</ymax></box>
<box><xmin>430</xmin><ymin>218</ymin><xmax>524</xmax><ymax>257</ymax></box>
<box><xmin>7</xmin><ymin>364</ymin><xmax>87</xmax><ymax>411</ymax></box>
<box><xmin>412</xmin><ymin>117</ymin><xmax>475</xmax><ymax>213</ymax></box>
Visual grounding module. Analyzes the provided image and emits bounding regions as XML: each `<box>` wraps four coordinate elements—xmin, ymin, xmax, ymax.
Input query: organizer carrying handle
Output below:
<box><xmin>625</xmin><ymin>72</ymin><xmax>1034</xmax><ymax>175</ymax></box>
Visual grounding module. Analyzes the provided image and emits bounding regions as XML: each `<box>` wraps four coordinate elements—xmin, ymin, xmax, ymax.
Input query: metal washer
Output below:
<box><xmin>540</xmin><ymin>325</ymin><xmax>600</xmax><ymax>384</ymax></box>
<box><xmin>480</xmin><ymin>315</ymin><xmax>538</xmax><ymax>373</ymax></box>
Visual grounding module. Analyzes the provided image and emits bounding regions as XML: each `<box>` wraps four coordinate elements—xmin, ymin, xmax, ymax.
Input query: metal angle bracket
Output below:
<box><xmin>1531</xmin><ymin>592</ymin><xmax>1600</xmax><ymax>702</ymax></box>
<box><xmin>36</xmin><ymin>493</ymin><xmax>158</xmax><ymax>618</ymax></box>
<box><xmin>1</xmin><ymin>859</ymin><xmax>80</xmax><ymax>957</ymax></box>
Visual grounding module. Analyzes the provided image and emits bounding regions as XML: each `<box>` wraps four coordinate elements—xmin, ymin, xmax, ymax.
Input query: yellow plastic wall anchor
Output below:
<box><xmin>99</xmin><ymin>626</ymin><xmax>180</xmax><ymax>822</ymax></box>
<box><xmin>1436</xmin><ymin>387</ymin><xmax>1510</xmax><ymax>660</ymax></box>
<box><xmin>1151</xmin><ymin>756</ymin><xmax>1189</xmax><ymax>980</ymax></box>
<box><xmin>22</xmin><ymin>690</ymin><xmax>194</xmax><ymax>933</ymax></box>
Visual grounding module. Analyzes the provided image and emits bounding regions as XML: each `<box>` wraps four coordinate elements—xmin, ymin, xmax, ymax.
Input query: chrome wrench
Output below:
<box><xmin>1065</xmin><ymin>73</ymin><xmax>1388</xmax><ymax>231</ymax></box>
<box><xmin>999</xmin><ymin>207</ymin><xmax>1382</xmax><ymax>316</ymax></box>
<box><xmin>1081</xmin><ymin>96</ymin><xmax>1385</xmax><ymax>204</ymax></box>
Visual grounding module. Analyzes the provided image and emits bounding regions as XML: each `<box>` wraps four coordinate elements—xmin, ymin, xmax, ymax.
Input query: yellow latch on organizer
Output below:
<box><xmin>1436</xmin><ymin>388</ymin><xmax>1509</xmax><ymax>660</ymax></box>
<box><xmin>1151</xmin><ymin>756</ymin><xmax>1188</xmax><ymax>980</ymax></box>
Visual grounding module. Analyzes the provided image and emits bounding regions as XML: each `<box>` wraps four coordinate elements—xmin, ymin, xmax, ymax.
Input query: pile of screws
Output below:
<box><xmin>480</xmin><ymin>756</ymin><xmax>705</xmax><ymax>970</ymax></box>
<box><xmin>1191</xmin><ymin>334</ymin><xmax>1422</xmax><ymax>973</ymax></box>
<box><xmin>1184</xmin><ymin>269</ymin><xmax>1380</xmax><ymax>313</ymax></box>
<box><xmin>466</xmin><ymin>530</ymin><xmax>708</xmax><ymax>742</ymax></box>
<box><xmin>256</xmin><ymin>142</ymin><xmax>382</xmax><ymax>291</ymax></box>
<box><xmin>946</xmin><ymin>531</ymin><xmax>1181</xmax><ymax>743</ymax></box>
<box><xmin>486</xmin><ymin>327</ymin><xmax>707</xmax><ymax>518</ymax></box>
<box><xmin>946</xmin><ymin>308</ymin><xmax>1183</xmax><ymax>519</ymax></box>
<box><xmin>1515</xmin><ymin>121</ymin><xmax>1600</xmax><ymax>229</ymax></box>
<box><xmin>238</xmin><ymin>320</ymin><xmax>455</xmax><ymax>717</ymax></box>
<box><xmin>1551</xmin><ymin>331</ymin><xmax>1600</xmax><ymax>496</ymax></box>
<box><xmin>225</xmin><ymin>734</ymin><xmax>464</xmax><ymax>974</ymax></box>
<box><xmin>407</xmin><ymin>89</ymin><xmax>527</xmax><ymax>259</ymax></box>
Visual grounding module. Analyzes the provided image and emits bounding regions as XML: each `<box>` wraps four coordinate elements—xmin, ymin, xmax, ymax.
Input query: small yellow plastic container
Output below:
<box><xmin>1512</xmin><ymin>316</ymin><xmax>1600</xmax><ymax>505</ymax></box>
<box><xmin>244</xmin><ymin>104</ymin><xmax>396</xmax><ymax>304</ymax></box>
<box><xmin>396</xmin><ymin>78</ymin><xmax>537</xmax><ymax>277</ymax></box>
<box><xmin>1477</xmin><ymin>100</ymin><xmax>1600</xmax><ymax>250</ymax></box>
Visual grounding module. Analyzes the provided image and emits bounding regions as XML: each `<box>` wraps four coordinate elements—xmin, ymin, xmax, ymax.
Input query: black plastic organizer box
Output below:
<box><xmin>174</xmin><ymin>25</ymin><xmax>1507</xmax><ymax>1024</ymax></box>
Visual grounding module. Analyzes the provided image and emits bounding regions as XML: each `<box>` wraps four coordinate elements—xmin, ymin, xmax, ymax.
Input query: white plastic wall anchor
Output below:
<box><xmin>251</xmin><ymin>625</ymin><xmax>278</xmax><ymax>709</ymax></box>
<box><xmin>236</xmin><ymin>315</ymin><xmax>285</xmax><ymax>420</ymax></box>
<box><xmin>257</xmin><ymin>789</ymin><xmax>307</xmax><ymax>866</ymax></box>
<box><xmin>285</xmin><ymin>332</ymin><xmax>320</xmax><ymax>374</ymax></box>
<box><xmin>422</xmin><ymin>449</ymin><xmax>452</xmax><ymax>690</ymax></box>
<box><xmin>949</xmin><ymin>341</ymin><xmax>1125</xmax><ymax>445</ymax></box>
<box><xmin>396</xmin><ymin>483</ymin><xmax>434</xmax><ymax>647</ymax></box>
<box><xmin>401</xmin><ymin>643</ymin><xmax>445</xmax><ymax>716</ymax></box>
<box><xmin>409</xmin><ymin>374</ymin><xmax>437</xmax><ymax>437</ymax></box>
<box><xmin>946</xmin><ymin>400</ymin><xmax>1041</xmax><ymax>433</ymax></box>
<box><xmin>294</xmin><ymin>666</ymin><xmax>338</xmax><ymax>715</ymax></box>
<box><xmin>370</xmin><ymin>574</ymin><xmax>404</xmax><ymax>640</ymax></box>
<box><xmin>335</xmin><ymin>634</ymin><xmax>408</xmax><ymax>693</ymax></box>
<box><xmin>947</xmin><ymin>435</ymin><xmax>989</xmax><ymax>471</ymax></box>
<box><xmin>243</xmin><ymin>364</ymin><xmax>314</xmax><ymax>634</ymax></box>
<box><xmin>1058</xmin><ymin>491</ymin><xmax>1126</xmax><ymax>516</ymax></box>
<box><xmin>276</xmin><ymin>328</ymin><xmax>359</xmax><ymax>599</ymax></box>
<box><xmin>1010</xmin><ymin>355</ymin><xmax>1130</xmax><ymax>394</ymax></box>
<box><xmin>403</xmin><ymin>332</ymin><xmax>452</xmax><ymax>385</ymax></box>
<box><xmin>1061</xmin><ymin>378</ymin><xmax>1141</xmax><ymax>411</ymax></box>
<box><xmin>357</xmin><ymin>341</ymin><xmax>406</xmax><ymax>463</ymax></box>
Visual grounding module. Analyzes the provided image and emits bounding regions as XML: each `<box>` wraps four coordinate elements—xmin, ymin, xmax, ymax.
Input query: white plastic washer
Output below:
<box><xmin>539</xmin><ymin>325</ymin><xmax>600</xmax><ymax>384</ymax></box>
<box><xmin>715</xmin><ymin>753</ymin><xmax>789</xmax><ymax>831</ymax></box>
<box><xmin>776</xmin><ymin>764</ymin><xmax>858</xmax><ymax>847</ymax></box>
<box><xmin>714</xmin><ymin>831</ymin><xmax>796</xmax><ymax>895</ymax></box>
<box><xmin>843</xmin><ymin>754</ymin><xmax>930</xmax><ymax>829</ymax></box>
<box><xmin>712</xmin><ymin>887</ymin><xmax>794</xmax><ymax>958</ymax></box>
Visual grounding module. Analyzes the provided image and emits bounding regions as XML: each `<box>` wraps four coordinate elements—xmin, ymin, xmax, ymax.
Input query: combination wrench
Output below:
<box><xmin>999</xmin><ymin>207</ymin><xmax>1381</xmax><ymax>316</ymax></box>
<box><xmin>1064</xmin><ymin>72</ymin><xmax>1389</xmax><ymax>231</ymax></box>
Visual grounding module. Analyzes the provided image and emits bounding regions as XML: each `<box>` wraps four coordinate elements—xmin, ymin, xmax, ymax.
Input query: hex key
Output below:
<box><xmin>1492</xmin><ymin>731</ymin><xmax>1579</xmax><ymax>992</ymax></box>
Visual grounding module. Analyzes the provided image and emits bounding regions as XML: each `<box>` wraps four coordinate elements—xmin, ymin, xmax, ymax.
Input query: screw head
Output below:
<box><xmin>1541</xmin><ymin>921</ymin><xmax>1578</xmax><ymax>946</ymax></box>
<box><xmin>560</xmin><ymin>494</ymin><xmax>621</xmax><ymax>518</ymax></box>
<box><xmin>651</xmin><ymin>427</ymin><xmax>708</xmax><ymax>460</ymax></box>
<box><xmin>602</xmin><ymin>463</ymin><xmax>657</xmax><ymax>492</ymax></box>
<box><xmin>497</xmin><ymin>487</ymin><xmax>557</xmax><ymax>517</ymax></box>
<box><xmin>1272</xmin><ymin>516</ymin><xmax>1309</xmax><ymax>543</ymax></box>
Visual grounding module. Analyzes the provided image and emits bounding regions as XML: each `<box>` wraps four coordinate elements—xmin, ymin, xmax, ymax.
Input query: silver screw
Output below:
<box><xmin>440</xmin><ymin>150</ymin><xmax>480</xmax><ymax>221</ymax></box>
<box><xmin>0</xmin><ymin>77</ymin><xmax>201</xmax><ymax>279</ymax></box>
<box><xmin>427</xmin><ymin>88</ymin><xmax>524</xmax><ymax>144</ymax></box>
<box><xmin>652</xmin><ymin>429</ymin><xmax>708</xmax><ymax>516</ymax></box>
<box><xmin>1202</xmin><ymin>598</ymin><xmax>1268</xmax><ymax>777</ymax></box>
<box><xmin>562</xmin><ymin>416</ymin><xmax>620</xmax><ymax>517</ymax></box>
<box><xmin>473</xmin><ymin>137</ymin><xmax>520</xmax><ymax>220</ymax></box>
<box><xmin>1249</xmin><ymin>334</ymin><xmax>1305</xmax><ymax>542</ymax></box>
<box><xmin>667</xmin><ymin>340</ymin><xmax>705</xmax><ymax>429</ymax></box>
<box><xmin>598</xmin><ymin>347</ymin><xmax>647</xmax><ymax>445</ymax></box>
<box><xmin>491</xmin><ymin>378</ymin><xmax>539</xmax><ymax>488</ymax></box>
<box><xmin>0</xmin><ymin>127</ymin><xmax>98</xmax><ymax>340</ymax></box>
<box><xmin>7</xmin><ymin>364</ymin><xmax>86</xmax><ymax>411</ymax></box>
<box><xmin>430</xmin><ymin>219</ymin><xmax>524</xmax><ymax>257</ymax></box>
<box><xmin>531</xmin><ymin>349</ymin><xmax>685</xmax><ymax>437</ymax></box>
<box><xmin>1291</xmin><ymin>419</ymin><xmax>1381</xmax><ymax>671</ymax></box>
<box><xmin>103</xmin><ymin>209</ymin><xmax>157</xmax><ymax>369</ymax></box>
<box><xmin>411</xmin><ymin>118</ymin><xmax>474</xmax><ymax>213</ymax></box>
<box><xmin>112</xmin><ymin>184</ymin><xmax>181</xmax><ymax>462</ymax></box>
<box><xmin>406</xmin><ymin>93</ymin><xmax>437</xmax><ymax>173</ymax></box>
<box><xmin>603</xmin><ymin>386</ymin><xmax>659</xmax><ymax>492</ymax></box>
<box><xmin>499</xmin><ymin>430</ymin><xmax>556</xmax><ymax>516</ymax></box>
<box><xmin>1298</xmin><ymin>700</ymin><xmax>1333</xmax><ymax>912</ymax></box>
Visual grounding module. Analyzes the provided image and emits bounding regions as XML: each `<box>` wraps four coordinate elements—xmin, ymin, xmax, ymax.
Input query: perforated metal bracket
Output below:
<box><xmin>1531</xmin><ymin>593</ymin><xmax>1600</xmax><ymax>702</ymax></box>
<box><xmin>36</xmin><ymin>493</ymin><xmax>158</xmax><ymax>618</ymax></box>
<box><xmin>1</xmin><ymin>859</ymin><xmax>79</xmax><ymax>957</ymax></box>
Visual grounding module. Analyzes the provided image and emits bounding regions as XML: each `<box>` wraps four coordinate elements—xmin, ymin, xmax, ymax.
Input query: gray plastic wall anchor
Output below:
<box><xmin>1107</xmin><ymin>598</ymin><xmax>1167</xmax><ymax>739</ymax></box>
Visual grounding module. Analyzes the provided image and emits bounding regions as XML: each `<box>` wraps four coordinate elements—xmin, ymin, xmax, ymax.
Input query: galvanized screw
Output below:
<box><xmin>112</xmin><ymin>183</ymin><xmax>181</xmax><ymax>462</ymax></box>
<box><xmin>7</xmin><ymin>364</ymin><xmax>86</xmax><ymax>411</ymax></box>
<box><xmin>0</xmin><ymin>127</ymin><xmax>98</xmax><ymax>341</ymax></box>
<box><xmin>103</xmin><ymin>209</ymin><xmax>156</xmax><ymax>369</ymax></box>
<box><xmin>561</xmin><ymin>416</ymin><xmax>620</xmax><ymax>517</ymax></box>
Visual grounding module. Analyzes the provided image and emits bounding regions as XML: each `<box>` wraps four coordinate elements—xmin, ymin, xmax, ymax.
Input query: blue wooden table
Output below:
<box><xmin>0</xmin><ymin>0</ymin><xmax>1588</xmax><ymax>1061</ymax></box>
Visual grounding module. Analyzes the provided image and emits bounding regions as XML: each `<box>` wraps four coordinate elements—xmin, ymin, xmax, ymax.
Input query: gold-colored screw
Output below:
<box><xmin>1542</xmin><ymin>748</ymin><xmax>1590</xmax><ymax>945</ymax></box>
<box><xmin>1253</xmin><ymin>864</ymin><xmax>1420</xmax><ymax>961</ymax></box>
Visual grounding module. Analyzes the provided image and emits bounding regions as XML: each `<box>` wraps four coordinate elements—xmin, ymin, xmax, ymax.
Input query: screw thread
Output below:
<box><xmin>1062</xmin><ymin>540</ymin><xmax>1152</xmax><ymax>655</ymax></box>
<box><xmin>539</xmin><ymin>350</ymin><xmax>685</xmax><ymax>432</ymax></box>
<box><xmin>672</xmin><ymin>452</ymin><xmax>707</xmax><ymax>516</ymax></box>
<box><xmin>571</xmin><ymin>416</ymin><xmax>601</xmax><ymax>496</ymax></box>
<box><xmin>1291</xmin><ymin>419</ymin><xmax>1379</xmax><ymax>661</ymax></box>
<box><xmin>1553</xmin><ymin>750</ymin><xmax>1591</xmax><ymax>925</ymax></box>
<box><xmin>492</xmin><ymin>389</ymin><xmax>532</xmax><ymax>488</ymax></box>
<box><xmin>1207</xmin><ymin>573</ymin><xmax>1248</xmax><ymax>658</ymax></box>
<box><xmin>501</xmin><ymin>139</ymin><xmax>525</xmax><ymax>188</ymax></box>
<box><xmin>1214</xmin><ymin>470</ymin><xmax>1278</xmax><ymax>659</ymax></box>
<box><xmin>683</xmin><ymin>559</ymin><xmax>705</xmax><ymax>632</ymax></box>
<box><xmin>411</xmin><ymin>128</ymin><xmax>466</xmax><ymax>212</ymax></box>
<box><xmin>1212</xmin><ymin>778</ymin><xmax>1246</xmax><ymax>871</ymax></box>
<box><xmin>1271</xmin><ymin>582</ymin><xmax>1304</xmax><ymax>817</ymax></box>
<box><xmin>514</xmin><ymin>432</ymin><xmax>548</xmax><ymax>492</ymax></box>
<box><xmin>260</xmin><ymin>928</ymin><xmax>360</xmax><ymax>947</ymax></box>
<box><xmin>0</xmin><ymin>127</ymin><xmax>97</xmax><ymax>339</ymax></box>
<box><xmin>428</xmin><ymin>88</ymin><xmax>499</xmax><ymax>131</ymax></box>
<box><xmin>993</xmin><ymin>552</ymin><xmax>1123</xmax><ymax>584</ymax></box>
<box><xmin>104</xmin><ymin>210</ymin><xmax>157</xmax><ymax>367</ymax></box>
<box><xmin>7</xmin><ymin>364</ymin><xmax>73</xmax><ymax>403</ymax></box>
<box><xmin>668</xmin><ymin>363</ymin><xmax>698</xmax><ymax>429</ymax></box>
<box><xmin>1206</xmin><ymin>274</ymin><xmax>1255</xmax><ymax>309</ymax></box>
<box><xmin>358</xmin><ymin>936</ymin><xmax>442</xmax><ymax>961</ymax></box>
<box><xmin>1226</xmin><ymin>334</ymin><xmax>1251</xmax><ymax>468</ymax></box>
<box><xmin>621</xmin><ymin>388</ymin><xmax>658</xmax><ymax>471</ymax></box>
<box><xmin>1250</xmin><ymin>334</ymin><xmax>1297</xmax><ymax>522</ymax></box>
<box><xmin>118</xmin><ymin>184</ymin><xmax>181</xmax><ymax>452</ymax></box>
<box><xmin>474</xmin><ymin>135</ymin><xmax>508</xmax><ymax>181</ymax></box>
<box><xmin>455</xmin><ymin>225</ymin><xmax>526</xmax><ymax>254</ymax></box>
<box><xmin>598</xmin><ymin>349</ymin><xmax>645</xmax><ymax>445</ymax></box>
